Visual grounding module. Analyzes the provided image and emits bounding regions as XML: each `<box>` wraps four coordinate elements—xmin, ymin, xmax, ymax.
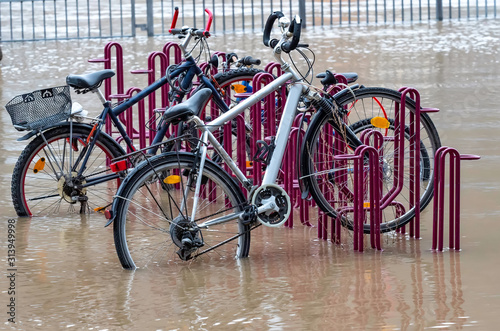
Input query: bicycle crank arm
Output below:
<box><xmin>196</xmin><ymin>202</ymin><xmax>275</xmax><ymax>229</ymax></box>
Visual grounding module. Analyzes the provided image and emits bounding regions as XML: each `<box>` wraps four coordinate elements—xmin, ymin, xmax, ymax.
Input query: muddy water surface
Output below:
<box><xmin>1</xmin><ymin>19</ymin><xmax>499</xmax><ymax>330</ymax></box>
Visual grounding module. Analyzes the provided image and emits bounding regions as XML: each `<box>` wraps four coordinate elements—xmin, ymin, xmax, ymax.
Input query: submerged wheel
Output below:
<box><xmin>11</xmin><ymin>124</ymin><xmax>125</xmax><ymax>217</ymax></box>
<box><xmin>112</xmin><ymin>152</ymin><xmax>250</xmax><ymax>270</ymax></box>
<box><xmin>301</xmin><ymin>87</ymin><xmax>441</xmax><ymax>233</ymax></box>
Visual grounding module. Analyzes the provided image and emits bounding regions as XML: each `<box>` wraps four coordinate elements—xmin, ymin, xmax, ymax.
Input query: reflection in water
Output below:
<box><xmin>1</xmin><ymin>19</ymin><xmax>499</xmax><ymax>329</ymax></box>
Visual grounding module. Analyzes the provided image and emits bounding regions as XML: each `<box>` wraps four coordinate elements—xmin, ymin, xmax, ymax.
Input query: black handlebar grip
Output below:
<box><xmin>170</xmin><ymin>28</ymin><xmax>182</xmax><ymax>35</ymax></box>
<box><xmin>240</xmin><ymin>56</ymin><xmax>261</xmax><ymax>66</ymax></box>
<box><xmin>281</xmin><ymin>15</ymin><xmax>302</xmax><ymax>53</ymax></box>
<box><xmin>263</xmin><ymin>11</ymin><xmax>284</xmax><ymax>47</ymax></box>
<box><xmin>194</xmin><ymin>29</ymin><xmax>210</xmax><ymax>37</ymax></box>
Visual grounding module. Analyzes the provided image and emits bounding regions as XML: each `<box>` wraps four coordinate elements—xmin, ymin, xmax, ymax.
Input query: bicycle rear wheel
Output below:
<box><xmin>113</xmin><ymin>152</ymin><xmax>250</xmax><ymax>270</ymax></box>
<box><xmin>11</xmin><ymin>123</ymin><xmax>125</xmax><ymax>217</ymax></box>
<box><xmin>300</xmin><ymin>87</ymin><xmax>441</xmax><ymax>233</ymax></box>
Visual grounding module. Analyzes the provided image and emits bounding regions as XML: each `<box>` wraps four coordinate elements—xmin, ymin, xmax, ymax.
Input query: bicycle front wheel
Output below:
<box><xmin>300</xmin><ymin>87</ymin><xmax>441</xmax><ymax>233</ymax></box>
<box><xmin>11</xmin><ymin>124</ymin><xmax>125</xmax><ymax>217</ymax></box>
<box><xmin>113</xmin><ymin>152</ymin><xmax>250</xmax><ymax>270</ymax></box>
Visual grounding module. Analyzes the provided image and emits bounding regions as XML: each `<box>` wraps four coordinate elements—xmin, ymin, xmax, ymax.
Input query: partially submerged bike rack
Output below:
<box><xmin>432</xmin><ymin>147</ymin><xmax>480</xmax><ymax>251</ymax></box>
<box><xmin>89</xmin><ymin>41</ymin><xmax>479</xmax><ymax>253</ymax></box>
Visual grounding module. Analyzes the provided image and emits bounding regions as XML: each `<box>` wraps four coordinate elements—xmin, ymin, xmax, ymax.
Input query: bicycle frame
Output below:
<box><xmin>69</xmin><ymin>48</ymin><xmax>231</xmax><ymax>191</ymax></box>
<box><xmin>185</xmin><ymin>69</ymin><xmax>306</xmax><ymax>225</ymax></box>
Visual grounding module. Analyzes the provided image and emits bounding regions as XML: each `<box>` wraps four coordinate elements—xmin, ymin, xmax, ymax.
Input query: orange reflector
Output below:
<box><xmin>110</xmin><ymin>160</ymin><xmax>127</xmax><ymax>173</ymax></box>
<box><xmin>370</xmin><ymin>116</ymin><xmax>390</xmax><ymax>129</ymax></box>
<box><xmin>33</xmin><ymin>157</ymin><xmax>46</xmax><ymax>173</ymax></box>
<box><xmin>164</xmin><ymin>175</ymin><xmax>181</xmax><ymax>184</ymax></box>
<box><xmin>363</xmin><ymin>202</ymin><xmax>370</xmax><ymax>208</ymax></box>
<box><xmin>94</xmin><ymin>207</ymin><xmax>106</xmax><ymax>213</ymax></box>
<box><xmin>246</xmin><ymin>161</ymin><xmax>253</xmax><ymax>168</ymax></box>
<box><xmin>231</xmin><ymin>84</ymin><xmax>247</xmax><ymax>93</ymax></box>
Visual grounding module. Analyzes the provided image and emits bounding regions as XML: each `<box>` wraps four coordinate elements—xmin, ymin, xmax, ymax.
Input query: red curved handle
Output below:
<box><xmin>204</xmin><ymin>8</ymin><xmax>213</xmax><ymax>35</ymax></box>
<box><xmin>169</xmin><ymin>7</ymin><xmax>179</xmax><ymax>33</ymax></box>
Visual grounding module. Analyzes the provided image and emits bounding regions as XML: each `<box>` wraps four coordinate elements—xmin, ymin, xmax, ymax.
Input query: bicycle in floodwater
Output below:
<box><xmin>108</xmin><ymin>11</ymin><xmax>441</xmax><ymax>269</ymax></box>
<box><xmin>6</xmin><ymin>8</ymin><xmax>264</xmax><ymax>217</ymax></box>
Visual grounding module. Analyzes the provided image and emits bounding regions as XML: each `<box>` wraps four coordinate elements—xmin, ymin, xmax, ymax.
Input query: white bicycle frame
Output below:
<box><xmin>186</xmin><ymin>41</ymin><xmax>309</xmax><ymax>227</ymax></box>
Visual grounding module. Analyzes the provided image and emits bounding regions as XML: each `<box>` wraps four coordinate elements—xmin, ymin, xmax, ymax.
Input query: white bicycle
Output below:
<box><xmin>108</xmin><ymin>11</ymin><xmax>441</xmax><ymax>269</ymax></box>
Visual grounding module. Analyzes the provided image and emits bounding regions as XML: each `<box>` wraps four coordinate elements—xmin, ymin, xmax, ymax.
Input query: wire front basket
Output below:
<box><xmin>5</xmin><ymin>86</ymin><xmax>72</xmax><ymax>131</ymax></box>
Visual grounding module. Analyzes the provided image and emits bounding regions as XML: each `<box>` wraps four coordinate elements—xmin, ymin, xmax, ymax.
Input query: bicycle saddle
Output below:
<box><xmin>163</xmin><ymin>88</ymin><xmax>212</xmax><ymax>125</ymax></box>
<box><xmin>316</xmin><ymin>72</ymin><xmax>358</xmax><ymax>84</ymax></box>
<box><xmin>66</xmin><ymin>69</ymin><xmax>115</xmax><ymax>89</ymax></box>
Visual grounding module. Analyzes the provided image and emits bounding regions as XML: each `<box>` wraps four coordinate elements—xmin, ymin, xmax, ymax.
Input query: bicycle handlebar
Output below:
<box><xmin>203</xmin><ymin>8</ymin><xmax>213</xmax><ymax>37</ymax></box>
<box><xmin>169</xmin><ymin>7</ymin><xmax>213</xmax><ymax>38</ymax></box>
<box><xmin>169</xmin><ymin>7</ymin><xmax>180</xmax><ymax>33</ymax></box>
<box><xmin>281</xmin><ymin>16</ymin><xmax>301</xmax><ymax>53</ymax></box>
<box><xmin>263</xmin><ymin>11</ymin><xmax>284</xmax><ymax>48</ymax></box>
<box><xmin>239</xmin><ymin>56</ymin><xmax>261</xmax><ymax>66</ymax></box>
<box><xmin>263</xmin><ymin>12</ymin><xmax>302</xmax><ymax>53</ymax></box>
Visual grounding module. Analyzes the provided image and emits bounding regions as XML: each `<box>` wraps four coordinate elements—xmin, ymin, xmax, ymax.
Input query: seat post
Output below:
<box><xmin>92</xmin><ymin>88</ymin><xmax>108</xmax><ymax>105</ymax></box>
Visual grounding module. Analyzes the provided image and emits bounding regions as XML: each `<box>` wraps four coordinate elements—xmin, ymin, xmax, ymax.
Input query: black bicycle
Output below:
<box><xmin>7</xmin><ymin>8</ymin><xmax>263</xmax><ymax>217</ymax></box>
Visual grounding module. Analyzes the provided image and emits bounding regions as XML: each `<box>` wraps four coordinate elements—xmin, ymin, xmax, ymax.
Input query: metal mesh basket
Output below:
<box><xmin>5</xmin><ymin>86</ymin><xmax>72</xmax><ymax>131</ymax></box>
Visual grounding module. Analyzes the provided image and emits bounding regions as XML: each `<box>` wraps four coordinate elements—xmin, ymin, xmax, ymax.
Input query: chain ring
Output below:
<box><xmin>251</xmin><ymin>183</ymin><xmax>291</xmax><ymax>227</ymax></box>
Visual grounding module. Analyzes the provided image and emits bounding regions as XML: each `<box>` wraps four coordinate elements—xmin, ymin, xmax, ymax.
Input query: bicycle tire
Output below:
<box><xmin>11</xmin><ymin>123</ymin><xmax>125</xmax><ymax>217</ymax></box>
<box><xmin>113</xmin><ymin>152</ymin><xmax>250</xmax><ymax>270</ymax></box>
<box><xmin>300</xmin><ymin>87</ymin><xmax>441</xmax><ymax>233</ymax></box>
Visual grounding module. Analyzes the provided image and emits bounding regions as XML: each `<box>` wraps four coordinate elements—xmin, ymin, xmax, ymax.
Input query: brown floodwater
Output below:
<box><xmin>1</xmin><ymin>19</ymin><xmax>499</xmax><ymax>330</ymax></box>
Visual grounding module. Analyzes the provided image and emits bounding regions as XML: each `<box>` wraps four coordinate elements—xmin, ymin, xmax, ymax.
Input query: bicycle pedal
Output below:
<box><xmin>240</xmin><ymin>205</ymin><xmax>258</xmax><ymax>225</ymax></box>
<box><xmin>71</xmin><ymin>195</ymin><xmax>88</xmax><ymax>202</ymax></box>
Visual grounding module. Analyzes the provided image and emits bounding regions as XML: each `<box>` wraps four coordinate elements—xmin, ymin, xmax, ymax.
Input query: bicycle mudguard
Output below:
<box><xmin>16</xmin><ymin>122</ymin><xmax>125</xmax><ymax>158</ymax></box>
<box><xmin>19</xmin><ymin>122</ymin><xmax>91</xmax><ymax>141</ymax></box>
<box><xmin>330</xmin><ymin>84</ymin><xmax>362</xmax><ymax>105</ymax></box>
<box><xmin>16</xmin><ymin>121</ymin><xmax>91</xmax><ymax>141</ymax></box>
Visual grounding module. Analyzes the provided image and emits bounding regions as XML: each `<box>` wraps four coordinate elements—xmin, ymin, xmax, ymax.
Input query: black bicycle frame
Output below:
<box><xmin>74</xmin><ymin>56</ymin><xmax>230</xmax><ymax>190</ymax></box>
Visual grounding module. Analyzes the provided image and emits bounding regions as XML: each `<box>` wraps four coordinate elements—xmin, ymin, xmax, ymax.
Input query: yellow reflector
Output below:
<box><xmin>33</xmin><ymin>157</ymin><xmax>46</xmax><ymax>174</ymax></box>
<box><xmin>370</xmin><ymin>116</ymin><xmax>390</xmax><ymax>129</ymax></box>
<box><xmin>363</xmin><ymin>202</ymin><xmax>371</xmax><ymax>208</ymax></box>
<box><xmin>164</xmin><ymin>175</ymin><xmax>181</xmax><ymax>184</ymax></box>
<box><xmin>94</xmin><ymin>207</ymin><xmax>105</xmax><ymax>213</ymax></box>
<box><xmin>231</xmin><ymin>84</ymin><xmax>247</xmax><ymax>93</ymax></box>
<box><xmin>246</xmin><ymin>161</ymin><xmax>253</xmax><ymax>168</ymax></box>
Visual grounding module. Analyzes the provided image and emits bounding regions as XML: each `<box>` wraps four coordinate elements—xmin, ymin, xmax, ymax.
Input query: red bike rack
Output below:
<box><xmin>432</xmin><ymin>147</ymin><xmax>480</xmax><ymax>251</ymax></box>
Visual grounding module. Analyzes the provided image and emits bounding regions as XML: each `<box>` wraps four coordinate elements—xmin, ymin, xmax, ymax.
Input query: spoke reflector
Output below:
<box><xmin>231</xmin><ymin>84</ymin><xmax>247</xmax><ymax>93</ymax></box>
<box><xmin>33</xmin><ymin>157</ymin><xmax>46</xmax><ymax>173</ymax></box>
<box><xmin>164</xmin><ymin>175</ymin><xmax>181</xmax><ymax>184</ymax></box>
<box><xmin>363</xmin><ymin>202</ymin><xmax>370</xmax><ymax>208</ymax></box>
<box><xmin>371</xmin><ymin>116</ymin><xmax>390</xmax><ymax>129</ymax></box>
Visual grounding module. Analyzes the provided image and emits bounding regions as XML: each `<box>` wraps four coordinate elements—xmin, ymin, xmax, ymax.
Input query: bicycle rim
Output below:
<box><xmin>113</xmin><ymin>153</ymin><xmax>250</xmax><ymax>270</ymax></box>
<box><xmin>13</xmin><ymin>126</ymin><xmax>123</xmax><ymax>216</ymax></box>
<box><xmin>303</xmin><ymin>87</ymin><xmax>441</xmax><ymax>233</ymax></box>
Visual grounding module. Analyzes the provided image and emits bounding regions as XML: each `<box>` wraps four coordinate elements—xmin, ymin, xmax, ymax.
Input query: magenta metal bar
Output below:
<box><xmin>235</xmin><ymin>115</ymin><xmax>248</xmax><ymax>198</ymax></box>
<box><xmin>249</xmin><ymin>72</ymin><xmax>275</xmax><ymax>186</ymax></box>
<box><xmin>284</xmin><ymin>129</ymin><xmax>294</xmax><ymax>228</ymax></box>
<box><xmin>399</xmin><ymin>87</ymin><xmax>421</xmax><ymax>239</ymax></box>
<box><xmin>130</xmin><ymin>51</ymin><xmax>169</xmax><ymax>145</ymax></box>
<box><xmin>162</xmin><ymin>42</ymin><xmax>182</xmax><ymax>65</ymax></box>
<box><xmin>88</xmin><ymin>42</ymin><xmax>124</xmax><ymax>136</ymax></box>
<box><xmin>113</xmin><ymin>87</ymin><xmax>148</xmax><ymax>152</ymax></box>
<box><xmin>336</xmin><ymin>144</ymin><xmax>383</xmax><ymax>251</ymax></box>
<box><xmin>432</xmin><ymin>147</ymin><xmax>480</xmax><ymax>251</ymax></box>
<box><xmin>379</xmin><ymin>92</ymin><xmax>406</xmax><ymax>209</ymax></box>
